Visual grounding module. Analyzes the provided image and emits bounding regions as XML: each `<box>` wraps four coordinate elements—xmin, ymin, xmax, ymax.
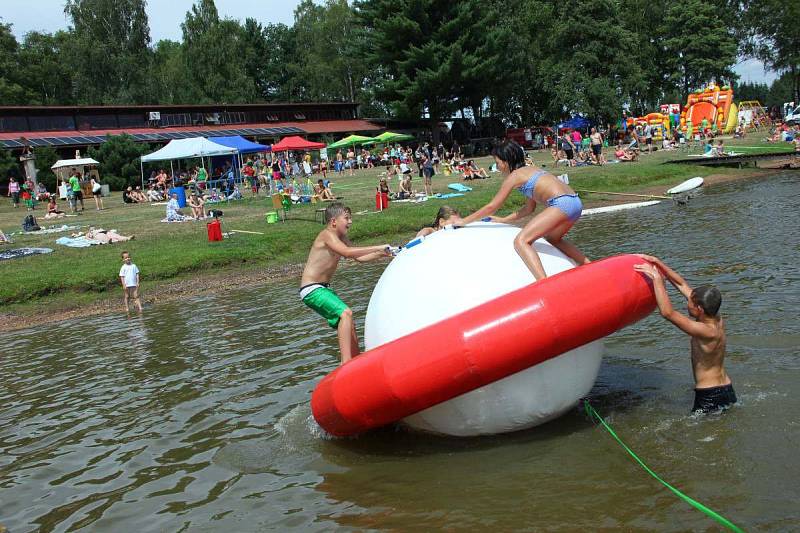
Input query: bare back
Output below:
<box><xmin>690</xmin><ymin>317</ymin><xmax>729</xmax><ymax>389</ymax></box>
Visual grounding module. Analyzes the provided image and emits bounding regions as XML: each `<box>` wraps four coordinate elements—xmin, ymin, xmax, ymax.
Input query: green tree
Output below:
<box><xmin>767</xmin><ymin>72</ymin><xmax>795</xmax><ymax>109</ymax></box>
<box><xmin>357</xmin><ymin>0</ymin><xmax>513</xmax><ymax>135</ymax></box>
<box><xmin>739</xmin><ymin>0</ymin><xmax>800</xmax><ymax>103</ymax></box>
<box><xmin>0</xmin><ymin>23</ymin><xmax>34</xmax><ymax>104</ymax></box>
<box><xmin>150</xmin><ymin>40</ymin><xmax>194</xmax><ymax>103</ymax></box>
<box><xmin>18</xmin><ymin>31</ymin><xmax>75</xmax><ymax>105</ymax></box>
<box><xmin>64</xmin><ymin>0</ymin><xmax>153</xmax><ymax>103</ymax></box>
<box><xmin>181</xmin><ymin>0</ymin><xmax>257</xmax><ymax>103</ymax></box>
<box><xmin>32</xmin><ymin>147</ymin><xmax>60</xmax><ymax>191</ymax></box>
<box><xmin>86</xmin><ymin>135</ymin><xmax>152</xmax><ymax>190</ymax></box>
<box><xmin>735</xmin><ymin>81</ymin><xmax>769</xmax><ymax>104</ymax></box>
<box><xmin>0</xmin><ymin>149</ymin><xmax>23</xmax><ymax>183</ymax></box>
<box><xmin>619</xmin><ymin>0</ymin><xmax>673</xmax><ymax>114</ymax></box>
<box><xmin>290</xmin><ymin>0</ymin><xmax>369</xmax><ymax>103</ymax></box>
<box><xmin>541</xmin><ymin>0</ymin><xmax>644</xmax><ymax>123</ymax></box>
<box><xmin>662</xmin><ymin>0</ymin><xmax>737</xmax><ymax>99</ymax></box>
<box><xmin>261</xmin><ymin>23</ymin><xmax>299</xmax><ymax>101</ymax></box>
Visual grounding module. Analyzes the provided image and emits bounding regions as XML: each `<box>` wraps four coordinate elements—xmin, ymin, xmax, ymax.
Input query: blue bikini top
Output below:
<box><xmin>517</xmin><ymin>170</ymin><xmax>547</xmax><ymax>199</ymax></box>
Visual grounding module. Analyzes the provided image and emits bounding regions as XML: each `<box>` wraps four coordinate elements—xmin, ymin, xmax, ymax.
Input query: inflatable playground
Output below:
<box><xmin>626</xmin><ymin>84</ymin><xmax>740</xmax><ymax>141</ymax></box>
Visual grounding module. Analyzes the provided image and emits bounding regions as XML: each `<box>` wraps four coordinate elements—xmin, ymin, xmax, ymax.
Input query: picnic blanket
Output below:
<box><xmin>160</xmin><ymin>215</ymin><xmax>191</xmax><ymax>223</ymax></box>
<box><xmin>0</xmin><ymin>247</ymin><xmax>54</xmax><ymax>261</ymax></box>
<box><xmin>55</xmin><ymin>236</ymin><xmax>102</xmax><ymax>247</ymax></box>
<box><xmin>448</xmin><ymin>183</ymin><xmax>473</xmax><ymax>192</ymax></box>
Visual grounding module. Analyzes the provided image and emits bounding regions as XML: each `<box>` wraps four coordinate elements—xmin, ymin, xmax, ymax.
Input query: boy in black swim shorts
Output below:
<box><xmin>299</xmin><ymin>203</ymin><xmax>392</xmax><ymax>365</ymax></box>
<box><xmin>634</xmin><ymin>255</ymin><xmax>736</xmax><ymax>414</ymax></box>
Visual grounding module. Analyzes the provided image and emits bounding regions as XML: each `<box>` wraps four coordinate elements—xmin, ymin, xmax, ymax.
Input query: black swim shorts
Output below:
<box><xmin>692</xmin><ymin>383</ymin><xmax>737</xmax><ymax>413</ymax></box>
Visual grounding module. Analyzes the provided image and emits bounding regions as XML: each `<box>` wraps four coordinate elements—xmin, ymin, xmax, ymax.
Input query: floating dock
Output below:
<box><xmin>670</xmin><ymin>151</ymin><xmax>796</xmax><ymax>168</ymax></box>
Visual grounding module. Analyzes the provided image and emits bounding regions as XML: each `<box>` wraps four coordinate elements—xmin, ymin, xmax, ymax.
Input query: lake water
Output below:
<box><xmin>2</xmin><ymin>172</ymin><xmax>799</xmax><ymax>531</ymax></box>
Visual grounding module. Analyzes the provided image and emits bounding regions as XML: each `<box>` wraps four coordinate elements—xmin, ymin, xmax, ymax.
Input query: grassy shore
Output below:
<box><xmin>0</xmin><ymin>137</ymin><xmax>794</xmax><ymax>322</ymax></box>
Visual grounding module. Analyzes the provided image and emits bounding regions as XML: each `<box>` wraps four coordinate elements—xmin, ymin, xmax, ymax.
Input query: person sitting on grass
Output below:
<box><xmin>45</xmin><ymin>197</ymin><xmax>65</xmax><ymax>219</ymax></box>
<box><xmin>467</xmin><ymin>160</ymin><xmax>489</xmax><ymax>178</ymax></box>
<box><xmin>147</xmin><ymin>184</ymin><xmax>165</xmax><ymax>202</ymax></box>
<box><xmin>188</xmin><ymin>192</ymin><xmax>206</xmax><ymax>220</ymax></box>
<box><xmin>416</xmin><ymin>206</ymin><xmax>463</xmax><ymax>238</ymax></box>
<box><xmin>315</xmin><ymin>179</ymin><xmax>335</xmax><ymax>201</ymax></box>
<box><xmin>132</xmin><ymin>186</ymin><xmax>148</xmax><ymax>203</ymax></box>
<box><xmin>399</xmin><ymin>174</ymin><xmax>414</xmax><ymax>199</ymax></box>
<box><xmin>165</xmin><ymin>193</ymin><xmax>190</xmax><ymax>221</ymax></box>
<box><xmin>299</xmin><ymin>203</ymin><xmax>392</xmax><ymax>365</ymax></box>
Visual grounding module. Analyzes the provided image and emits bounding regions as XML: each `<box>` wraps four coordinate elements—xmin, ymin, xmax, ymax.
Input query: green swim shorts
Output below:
<box><xmin>302</xmin><ymin>285</ymin><xmax>349</xmax><ymax>328</ymax></box>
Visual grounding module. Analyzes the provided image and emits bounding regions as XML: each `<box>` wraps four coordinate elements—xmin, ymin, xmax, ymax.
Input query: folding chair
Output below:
<box><xmin>311</xmin><ymin>195</ymin><xmax>327</xmax><ymax>224</ymax></box>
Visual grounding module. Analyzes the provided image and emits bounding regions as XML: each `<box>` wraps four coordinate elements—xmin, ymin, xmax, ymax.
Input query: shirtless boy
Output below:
<box><xmin>300</xmin><ymin>203</ymin><xmax>391</xmax><ymax>364</ymax></box>
<box><xmin>634</xmin><ymin>254</ymin><xmax>735</xmax><ymax>413</ymax></box>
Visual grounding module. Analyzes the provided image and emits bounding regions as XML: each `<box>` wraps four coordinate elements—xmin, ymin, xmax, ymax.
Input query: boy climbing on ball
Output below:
<box><xmin>634</xmin><ymin>254</ymin><xmax>736</xmax><ymax>414</ymax></box>
<box><xmin>300</xmin><ymin>202</ymin><xmax>392</xmax><ymax>365</ymax></box>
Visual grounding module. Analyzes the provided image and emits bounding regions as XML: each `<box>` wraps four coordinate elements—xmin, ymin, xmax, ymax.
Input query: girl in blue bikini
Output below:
<box><xmin>462</xmin><ymin>140</ymin><xmax>589</xmax><ymax>280</ymax></box>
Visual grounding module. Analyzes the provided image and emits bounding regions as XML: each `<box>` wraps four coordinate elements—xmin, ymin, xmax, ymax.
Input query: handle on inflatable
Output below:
<box><xmin>312</xmin><ymin>254</ymin><xmax>657</xmax><ymax>437</ymax></box>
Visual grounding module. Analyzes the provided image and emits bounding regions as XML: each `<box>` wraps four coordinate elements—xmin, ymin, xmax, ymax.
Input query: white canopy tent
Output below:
<box><xmin>51</xmin><ymin>157</ymin><xmax>101</xmax><ymax>170</ymax></box>
<box><xmin>139</xmin><ymin>137</ymin><xmax>238</xmax><ymax>188</ymax></box>
<box><xmin>52</xmin><ymin>157</ymin><xmax>102</xmax><ymax>199</ymax></box>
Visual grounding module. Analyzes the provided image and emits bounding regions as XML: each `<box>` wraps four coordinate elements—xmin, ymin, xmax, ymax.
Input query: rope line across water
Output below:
<box><xmin>583</xmin><ymin>400</ymin><xmax>744</xmax><ymax>533</ymax></box>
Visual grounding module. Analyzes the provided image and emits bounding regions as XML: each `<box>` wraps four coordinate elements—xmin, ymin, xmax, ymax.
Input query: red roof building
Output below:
<box><xmin>0</xmin><ymin>103</ymin><xmax>381</xmax><ymax>151</ymax></box>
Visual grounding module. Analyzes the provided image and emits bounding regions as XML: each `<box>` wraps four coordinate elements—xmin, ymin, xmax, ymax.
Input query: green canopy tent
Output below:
<box><xmin>327</xmin><ymin>134</ymin><xmax>376</xmax><ymax>150</ymax></box>
<box><xmin>363</xmin><ymin>131</ymin><xmax>415</xmax><ymax>146</ymax></box>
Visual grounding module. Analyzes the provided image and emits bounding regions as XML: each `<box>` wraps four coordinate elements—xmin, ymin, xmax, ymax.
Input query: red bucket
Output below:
<box><xmin>207</xmin><ymin>219</ymin><xmax>222</xmax><ymax>241</ymax></box>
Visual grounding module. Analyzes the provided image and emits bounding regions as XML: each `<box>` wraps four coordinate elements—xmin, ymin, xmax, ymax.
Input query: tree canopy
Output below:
<box><xmin>0</xmin><ymin>0</ymin><xmax>788</xmax><ymax>125</ymax></box>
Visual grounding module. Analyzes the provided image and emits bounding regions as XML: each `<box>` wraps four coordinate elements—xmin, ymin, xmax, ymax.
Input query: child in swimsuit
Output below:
<box><xmin>462</xmin><ymin>140</ymin><xmax>589</xmax><ymax>280</ymax></box>
<box><xmin>300</xmin><ymin>203</ymin><xmax>392</xmax><ymax>365</ymax></box>
<box><xmin>634</xmin><ymin>255</ymin><xmax>735</xmax><ymax>414</ymax></box>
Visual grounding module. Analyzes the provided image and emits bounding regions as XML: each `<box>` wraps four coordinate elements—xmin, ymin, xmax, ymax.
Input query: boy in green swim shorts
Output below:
<box><xmin>300</xmin><ymin>202</ymin><xmax>392</xmax><ymax>365</ymax></box>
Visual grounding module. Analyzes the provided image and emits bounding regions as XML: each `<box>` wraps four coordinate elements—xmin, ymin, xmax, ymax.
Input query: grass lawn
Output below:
<box><xmin>0</xmin><ymin>136</ymin><xmax>792</xmax><ymax>311</ymax></box>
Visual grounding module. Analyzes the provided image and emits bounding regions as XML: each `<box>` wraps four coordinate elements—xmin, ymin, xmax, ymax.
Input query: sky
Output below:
<box><xmin>2</xmin><ymin>0</ymin><xmax>778</xmax><ymax>85</ymax></box>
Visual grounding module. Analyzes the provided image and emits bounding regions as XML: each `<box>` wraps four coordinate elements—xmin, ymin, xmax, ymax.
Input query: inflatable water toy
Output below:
<box><xmin>311</xmin><ymin>224</ymin><xmax>656</xmax><ymax>437</ymax></box>
<box><xmin>667</xmin><ymin>177</ymin><xmax>704</xmax><ymax>195</ymax></box>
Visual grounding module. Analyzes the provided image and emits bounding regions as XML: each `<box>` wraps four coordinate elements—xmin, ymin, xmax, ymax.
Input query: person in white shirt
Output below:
<box><xmin>166</xmin><ymin>193</ymin><xmax>189</xmax><ymax>221</ymax></box>
<box><xmin>119</xmin><ymin>251</ymin><xmax>142</xmax><ymax>314</ymax></box>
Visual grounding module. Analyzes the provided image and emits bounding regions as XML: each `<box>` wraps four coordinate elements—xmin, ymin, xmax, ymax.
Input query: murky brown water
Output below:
<box><xmin>2</xmin><ymin>172</ymin><xmax>799</xmax><ymax>531</ymax></box>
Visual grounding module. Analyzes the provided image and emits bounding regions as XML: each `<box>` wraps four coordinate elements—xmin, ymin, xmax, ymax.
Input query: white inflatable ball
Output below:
<box><xmin>364</xmin><ymin>222</ymin><xmax>603</xmax><ymax>436</ymax></box>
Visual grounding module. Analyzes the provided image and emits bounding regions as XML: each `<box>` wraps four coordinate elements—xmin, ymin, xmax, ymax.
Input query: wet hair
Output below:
<box><xmin>433</xmin><ymin>206</ymin><xmax>461</xmax><ymax>229</ymax></box>
<box><xmin>325</xmin><ymin>202</ymin><xmax>351</xmax><ymax>224</ymax></box>
<box><xmin>491</xmin><ymin>140</ymin><xmax>526</xmax><ymax>171</ymax></box>
<box><xmin>121</xmin><ymin>250</ymin><xmax>129</xmax><ymax>258</ymax></box>
<box><xmin>691</xmin><ymin>285</ymin><xmax>722</xmax><ymax>317</ymax></box>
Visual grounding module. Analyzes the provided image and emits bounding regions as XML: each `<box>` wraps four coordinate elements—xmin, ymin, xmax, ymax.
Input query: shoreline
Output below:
<box><xmin>0</xmin><ymin>166</ymin><xmax>787</xmax><ymax>332</ymax></box>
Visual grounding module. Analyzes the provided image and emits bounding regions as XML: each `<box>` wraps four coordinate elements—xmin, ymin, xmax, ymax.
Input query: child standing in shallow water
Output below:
<box><xmin>634</xmin><ymin>255</ymin><xmax>735</xmax><ymax>413</ymax></box>
<box><xmin>461</xmin><ymin>140</ymin><xmax>589</xmax><ymax>280</ymax></box>
<box><xmin>300</xmin><ymin>203</ymin><xmax>392</xmax><ymax>365</ymax></box>
<box><xmin>119</xmin><ymin>251</ymin><xmax>143</xmax><ymax>315</ymax></box>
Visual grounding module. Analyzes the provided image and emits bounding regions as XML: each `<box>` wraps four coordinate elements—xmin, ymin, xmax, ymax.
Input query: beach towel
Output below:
<box><xmin>0</xmin><ymin>247</ymin><xmax>53</xmax><ymax>261</ymax></box>
<box><xmin>448</xmin><ymin>183</ymin><xmax>472</xmax><ymax>192</ymax></box>
<box><xmin>29</xmin><ymin>224</ymin><xmax>81</xmax><ymax>235</ymax></box>
<box><xmin>55</xmin><ymin>236</ymin><xmax>102</xmax><ymax>247</ymax></box>
<box><xmin>434</xmin><ymin>193</ymin><xmax>465</xmax><ymax>199</ymax></box>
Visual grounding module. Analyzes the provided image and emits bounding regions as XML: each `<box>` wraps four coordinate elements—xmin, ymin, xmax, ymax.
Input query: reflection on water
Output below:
<box><xmin>1</xmin><ymin>172</ymin><xmax>799</xmax><ymax>531</ymax></box>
